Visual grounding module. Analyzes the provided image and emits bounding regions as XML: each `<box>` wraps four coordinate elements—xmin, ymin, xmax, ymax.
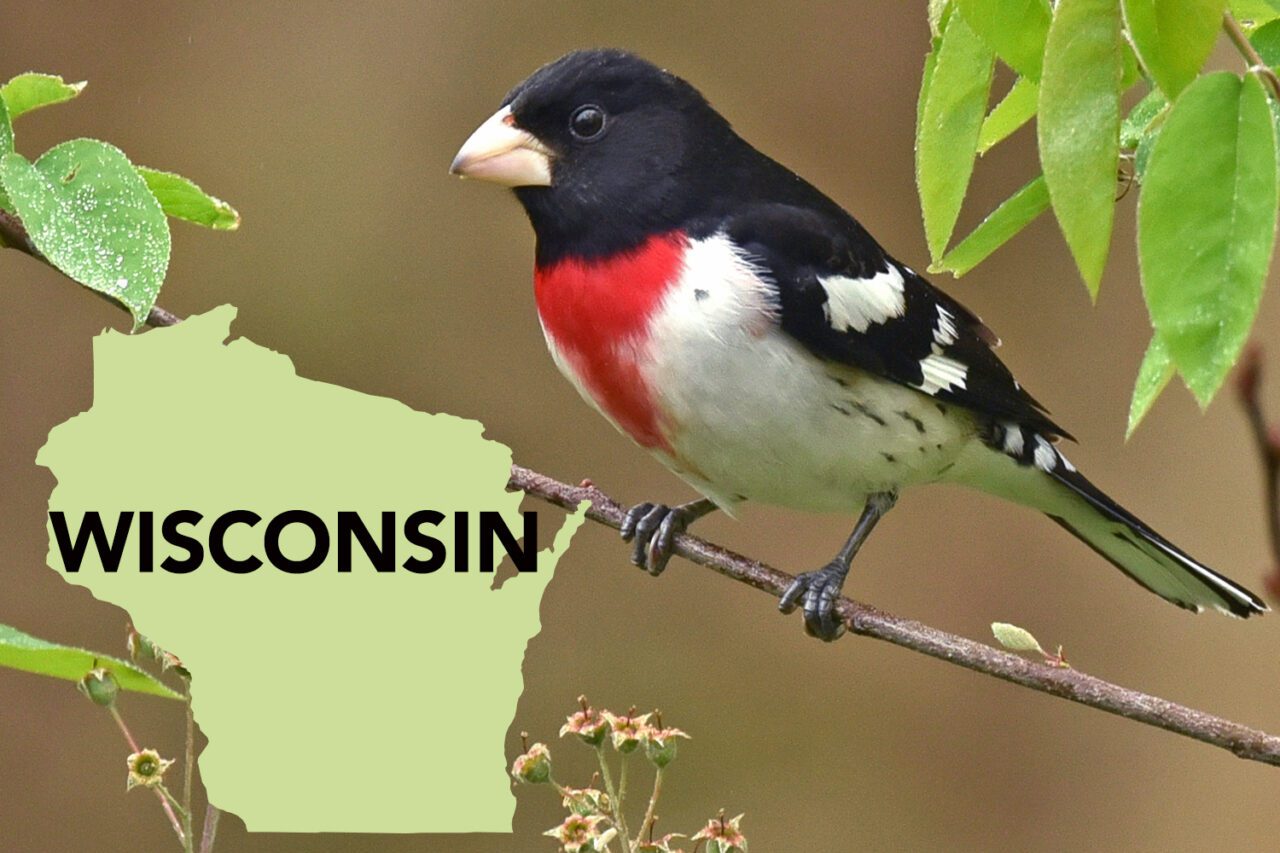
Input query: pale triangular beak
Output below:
<box><xmin>450</xmin><ymin>105</ymin><xmax>553</xmax><ymax>187</ymax></box>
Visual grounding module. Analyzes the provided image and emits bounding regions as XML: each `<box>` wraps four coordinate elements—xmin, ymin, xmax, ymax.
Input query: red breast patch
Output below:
<box><xmin>535</xmin><ymin>232</ymin><xmax>687</xmax><ymax>450</ymax></box>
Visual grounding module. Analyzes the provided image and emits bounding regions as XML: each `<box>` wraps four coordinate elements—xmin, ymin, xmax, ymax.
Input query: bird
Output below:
<box><xmin>449</xmin><ymin>48</ymin><xmax>1267</xmax><ymax>640</ymax></box>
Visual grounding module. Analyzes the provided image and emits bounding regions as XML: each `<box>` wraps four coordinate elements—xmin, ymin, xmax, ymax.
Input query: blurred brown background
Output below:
<box><xmin>3</xmin><ymin>2</ymin><xmax>1279</xmax><ymax>851</ymax></box>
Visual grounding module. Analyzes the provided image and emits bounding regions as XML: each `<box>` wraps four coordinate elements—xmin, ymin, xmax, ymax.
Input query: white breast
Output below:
<box><xmin>642</xmin><ymin>235</ymin><xmax>978</xmax><ymax>512</ymax></box>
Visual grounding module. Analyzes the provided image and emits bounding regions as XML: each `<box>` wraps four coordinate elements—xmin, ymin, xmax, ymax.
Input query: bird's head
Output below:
<box><xmin>450</xmin><ymin>49</ymin><xmax>738</xmax><ymax>260</ymax></box>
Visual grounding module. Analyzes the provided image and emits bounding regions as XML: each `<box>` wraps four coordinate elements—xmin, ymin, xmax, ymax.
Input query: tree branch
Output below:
<box><xmin>1236</xmin><ymin>344</ymin><xmax>1280</xmax><ymax>597</ymax></box>
<box><xmin>15</xmin><ymin>217</ymin><xmax>1280</xmax><ymax>769</ymax></box>
<box><xmin>508</xmin><ymin>464</ymin><xmax>1280</xmax><ymax>768</ymax></box>
<box><xmin>1224</xmin><ymin>12</ymin><xmax>1280</xmax><ymax>101</ymax></box>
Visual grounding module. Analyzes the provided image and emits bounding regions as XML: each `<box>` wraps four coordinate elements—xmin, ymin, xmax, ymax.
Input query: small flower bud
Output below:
<box><xmin>636</xmin><ymin>832</ymin><xmax>687</xmax><ymax>853</ymax></box>
<box><xmin>126</xmin><ymin>749</ymin><xmax>174</xmax><ymax>791</ymax></box>
<box><xmin>560</xmin><ymin>785</ymin><xmax>609</xmax><ymax>816</ymax></box>
<box><xmin>691</xmin><ymin>811</ymin><xmax>748</xmax><ymax>853</ymax></box>
<box><xmin>543</xmin><ymin>814</ymin><xmax>614</xmax><ymax>852</ymax></box>
<box><xmin>125</xmin><ymin>626</ymin><xmax>159</xmax><ymax>662</ymax></box>
<box><xmin>560</xmin><ymin>696</ymin><xmax>609</xmax><ymax>746</ymax></box>
<box><xmin>78</xmin><ymin>668</ymin><xmax>119</xmax><ymax>708</ymax></box>
<box><xmin>510</xmin><ymin>742</ymin><xmax>551</xmax><ymax>784</ymax></box>
<box><xmin>602</xmin><ymin>709</ymin><xmax>652</xmax><ymax>753</ymax></box>
<box><xmin>644</xmin><ymin>725</ymin><xmax>690</xmax><ymax>768</ymax></box>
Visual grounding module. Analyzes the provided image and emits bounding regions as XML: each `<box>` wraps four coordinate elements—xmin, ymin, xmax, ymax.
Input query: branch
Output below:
<box><xmin>0</xmin><ymin>209</ymin><xmax>180</xmax><ymax>327</ymax></box>
<box><xmin>1235</xmin><ymin>344</ymin><xmax>1280</xmax><ymax>594</ymax></box>
<box><xmin>17</xmin><ymin>217</ymin><xmax>1280</xmax><ymax>768</ymax></box>
<box><xmin>508</xmin><ymin>464</ymin><xmax>1280</xmax><ymax>767</ymax></box>
<box><xmin>198</xmin><ymin>804</ymin><xmax>220</xmax><ymax>853</ymax></box>
<box><xmin>1224</xmin><ymin>12</ymin><xmax>1280</xmax><ymax>101</ymax></box>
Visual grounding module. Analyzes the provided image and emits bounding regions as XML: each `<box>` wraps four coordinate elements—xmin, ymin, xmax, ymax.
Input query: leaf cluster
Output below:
<box><xmin>0</xmin><ymin>73</ymin><xmax>238</xmax><ymax>328</ymax></box>
<box><xmin>917</xmin><ymin>1</ymin><xmax>1280</xmax><ymax>433</ymax></box>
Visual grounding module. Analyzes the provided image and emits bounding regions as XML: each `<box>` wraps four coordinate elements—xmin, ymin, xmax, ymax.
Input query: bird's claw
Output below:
<box><xmin>778</xmin><ymin>562</ymin><xmax>849</xmax><ymax>642</ymax></box>
<box><xmin>620</xmin><ymin>502</ymin><xmax>690</xmax><ymax>576</ymax></box>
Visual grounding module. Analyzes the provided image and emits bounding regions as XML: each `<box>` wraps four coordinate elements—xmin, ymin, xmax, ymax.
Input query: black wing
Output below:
<box><xmin>720</xmin><ymin>203</ymin><xmax>1071</xmax><ymax>440</ymax></box>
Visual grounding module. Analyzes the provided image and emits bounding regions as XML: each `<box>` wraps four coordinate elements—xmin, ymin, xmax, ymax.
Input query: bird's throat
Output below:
<box><xmin>534</xmin><ymin>231</ymin><xmax>687</xmax><ymax>450</ymax></box>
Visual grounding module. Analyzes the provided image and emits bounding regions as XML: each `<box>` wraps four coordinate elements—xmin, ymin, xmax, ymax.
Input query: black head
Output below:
<box><xmin>452</xmin><ymin>49</ymin><xmax>747</xmax><ymax>262</ymax></box>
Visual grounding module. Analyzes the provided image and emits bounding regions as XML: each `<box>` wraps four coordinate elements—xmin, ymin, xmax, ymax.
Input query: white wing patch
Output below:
<box><xmin>1033</xmin><ymin>435</ymin><xmax>1057</xmax><ymax>472</ymax></box>
<box><xmin>1002</xmin><ymin>421</ymin><xmax>1024</xmax><ymax>456</ymax></box>
<box><xmin>917</xmin><ymin>347</ymin><xmax>968</xmax><ymax>394</ymax></box>
<box><xmin>935</xmin><ymin>305</ymin><xmax>958</xmax><ymax>345</ymax></box>
<box><xmin>820</xmin><ymin>266</ymin><xmax>905</xmax><ymax>333</ymax></box>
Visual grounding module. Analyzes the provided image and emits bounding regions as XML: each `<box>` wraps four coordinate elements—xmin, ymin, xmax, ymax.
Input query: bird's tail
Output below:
<box><xmin>953</xmin><ymin>424</ymin><xmax>1268</xmax><ymax>617</ymax></box>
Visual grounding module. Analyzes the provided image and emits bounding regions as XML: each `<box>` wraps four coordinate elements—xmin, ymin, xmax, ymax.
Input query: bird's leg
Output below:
<box><xmin>620</xmin><ymin>498</ymin><xmax>718</xmax><ymax>576</ymax></box>
<box><xmin>779</xmin><ymin>491</ymin><xmax>898</xmax><ymax>641</ymax></box>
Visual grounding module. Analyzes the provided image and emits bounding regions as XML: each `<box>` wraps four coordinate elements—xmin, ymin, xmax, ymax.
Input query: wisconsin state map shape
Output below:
<box><xmin>38</xmin><ymin>305</ymin><xmax>586</xmax><ymax>832</ymax></box>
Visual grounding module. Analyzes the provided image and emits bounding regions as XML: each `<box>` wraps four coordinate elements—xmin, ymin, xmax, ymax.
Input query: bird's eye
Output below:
<box><xmin>569</xmin><ymin>105</ymin><xmax>606</xmax><ymax>140</ymax></box>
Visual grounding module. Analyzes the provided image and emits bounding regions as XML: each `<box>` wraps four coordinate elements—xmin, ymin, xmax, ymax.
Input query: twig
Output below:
<box><xmin>107</xmin><ymin>706</ymin><xmax>139</xmax><ymax>752</ymax></box>
<box><xmin>594</xmin><ymin>745</ymin><xmax>630</xmax><ymax>844</ymax></box>
<box><xmin>155</xmin><ymin>791</ymin><xmax>187</xmax><ymax>847</ymax></box>
<box><xmin>1224</xmin><ymin>12</ymin><xmax>1280</xmax><ymax>101</ymax></box>
<box><xmin>508</xmin><ymin>464</ymin><xmax>1280</xmax><ymax>767</ymax></box>
<box><xmin>0</xmin><ymin>209</ymin><xmax>180</xmax><ymax>327</ymax></box>
<box><xmin>198</xmin><ymin>804</ymin><xmax>221</xmax><ymax>853</ymax></box>
<box><xmin>1235</xmin><ymin>344</ymin><xmax>1280</xmax><ymax>594</ymax></box>
<box><xmin>107</xmin><ymin>705</ymin><xmax>185</xmax><ymax>844</ymax></box>
<box><xmin>182</xmin><ymin>689</ymin><xmax>196</xmax><ymax>853</ymax></box>
<box><xmin>635</xmin><ymin>767</ymin><xmax>664</xmax><ymax>853</ymax></box>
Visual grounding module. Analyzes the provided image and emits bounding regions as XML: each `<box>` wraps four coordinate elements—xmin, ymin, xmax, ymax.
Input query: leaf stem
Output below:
<box><xmin>617</xmin><ymin>754</ymin><xmax>629</xmax><ymax>822</ymax></box>
<box><xmin>156</xmin><ymin>792</ymin><xmax>187</xmax><ymax>846</ymax></box>
<box><xmin>182</xmin><ymin>688</ymin><xmax>195</xmax><ymax>853</ymax></box>
<box><xmin>1224</xmin><ymin>12</ymin><xmax>1280</xmax><ymax>100</ymax></box>
<box><xmin>108</xmin><ymin>705</ymin><xmax>185</xmax><ymax>845</ymax></box>
<box><xmin>107</xmin><ymin>706</ymin><xmax>139</xmax><ymax>752</ymax></box>
<box><xmin>634</xmin><ymin>766</ymin><xmax>665</xmax><ymax>853</ymax></box>
<box><xmin>594</xmin><ymin>745</ymin><xmax>631</xmax><ymax>845</ymax></box>
<box><xmin>198</xmin><ymin>804</ymin><xmax>221</xmax><ymax>853</ymax></box>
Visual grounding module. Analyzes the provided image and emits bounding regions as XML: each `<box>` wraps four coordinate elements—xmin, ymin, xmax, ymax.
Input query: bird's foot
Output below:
<box><xmin>620</xmin><ymin>501</ymin><xmax>699</xmax><ymax>576</ymax></box>
<box><xmin>778</xmin><ymin>561</ymin><xmax>849</xmax><ymax>642</ymax></box>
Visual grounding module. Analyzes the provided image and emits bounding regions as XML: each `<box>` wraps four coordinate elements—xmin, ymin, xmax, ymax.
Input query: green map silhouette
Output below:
<box><xmin>39</xmin><ymin>306</ymin><xmax>586</xmax><ymax>832</ymax></box>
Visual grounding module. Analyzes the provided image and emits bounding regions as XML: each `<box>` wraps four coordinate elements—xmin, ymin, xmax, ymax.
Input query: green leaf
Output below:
<box><xmin>1039</xmin><ymin>0</ymin><xmax>1124</xmax><ymax>298</ymax></box>
<box><xmin>934</xmin><ymin>174</ymin><xmax>1050</xmax><ymax>275</ymax></box>
<box><xmin>1126</xmin><ymin>335</ymin><xmax>1177</xmax><ymax>436</ymax></box>
<box><xmin>991</xmin><ymin>622</ymin><xmax>1046</xmax><ymax>653</ymax></box>
<box><xmin>1138</xmin><ymin>73</ymin><xmax>1278</xmax><ymax>405</ymax></box>
<box><xmin>916</xmin><ymin>12</ymin><xmax>996</xmax><ymax>263</ymax></box>
<box><xmin>1229</xmin><ymin>0</ymin><xmax>1280</xmax><ymax>28</ymax></box>
<box><xmin>1133</xmin><ymin>122</ymin><xmax>1161</xmax><ymax>180</ymax></box>
<box><xmin>979</xmin><ymin>77</ymin><xmax>1039</xmax><ymax>153</ymax></box>
<box><xmin>137</xmin><ymin>166</ymin><xmax>240</xmax><ymax>230</ymax></box>
<box><xmin>918</xmin><ymin>7</ymin><xmax>953</xmax><ymax>132</ymax></box>
<box><xmin>1270</xmin><ymin>90</ymin><xmax>1280</xmax><ymax>148</ymax></box>
<box><xmin>1250</xmin><ymin>18</ymin><xmax>1280</xmax><ymax>65</ymax></box>
<box><xmin>1122</xmin><ymin>89</ymin><xmax>1169</xmax><ymax>184</ymax></box>
<box><xmin>0</xmin><ymin>140</ymin><xmax>171</xmax><ymax>328</ymax></box>
<box><xmin>929</xmin><ymin>0</ymin><xmax>952</xmax><ymax>38</ymax></box>
<box><xmin>1120</xmin><ymin>38</ymin><xmax>1143</xmax><ymax>90</ymax></box>
<box><xmin>957</xmin><ymin>0</ymin><xmax>1053</xmax><ymax>79</ymax></box>
<box><xmin>0</xmin><ymin>622</ymin><xmax>182</xmax><ymax>700</ymax></box>
<box><xmin>1120</xmin><ymin>88</ymin><xmax>1169</xmax><ymax>148</ymax></box>
<box><xmin>1123</xmin><ymin>0</ymin><xmax>1225</xmax><ymax>98</ymax></box>
<box><xmin>0</xmin><ymin>73</ymin><xmax>85</xmax><ymax>120</ymax></box>
<box><xmin>0</xmin><ymin>97</ymin><xmax>12</xmax><ymax>213</ymax></box>
<box><xmin>0</xmin><ymin>95</ymin><xmax>11</xmax><ymax>156</ymax></box>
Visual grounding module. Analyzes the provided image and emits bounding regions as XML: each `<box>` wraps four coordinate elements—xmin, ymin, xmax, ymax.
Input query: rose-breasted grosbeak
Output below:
<box><xmin>451</xmin><ymin>49</ymin><xmax>1266</xmax><ymax>640</ymax></box>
